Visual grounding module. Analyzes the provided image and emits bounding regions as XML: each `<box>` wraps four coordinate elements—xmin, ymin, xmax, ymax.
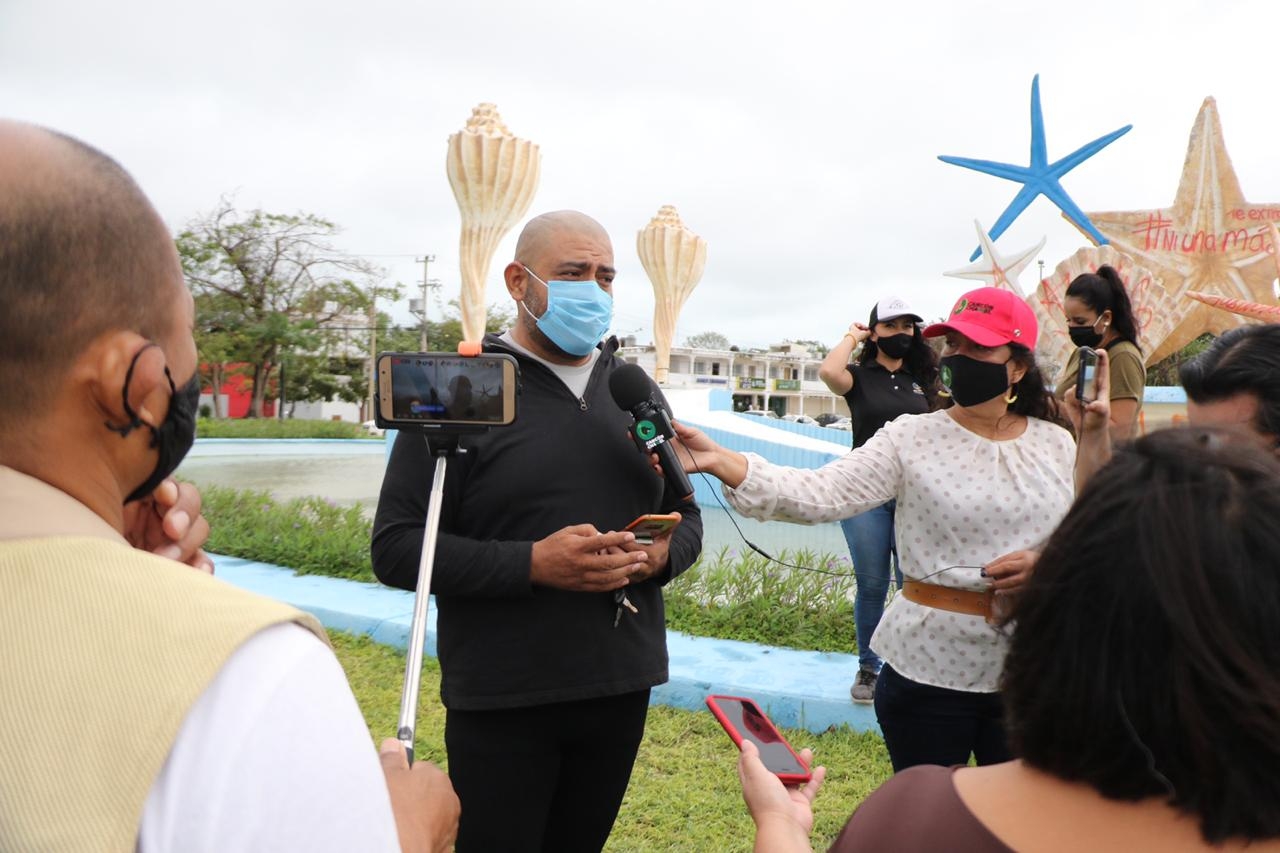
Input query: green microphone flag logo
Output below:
<box><xmin>635</xmin><ymin>419</ymin><xmax>658</xmax><ymax>441</ymax></box>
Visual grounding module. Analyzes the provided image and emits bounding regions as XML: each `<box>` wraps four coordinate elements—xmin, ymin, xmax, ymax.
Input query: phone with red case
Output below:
<box><xmin>705</xmin><ymin>694</ymin><xmax>811</xmax><ymax>783</ymax></box>
<box><xmin>624</xmin><ymin>513</ymin><xmax>681</xmax><ymax>544</ymax></box>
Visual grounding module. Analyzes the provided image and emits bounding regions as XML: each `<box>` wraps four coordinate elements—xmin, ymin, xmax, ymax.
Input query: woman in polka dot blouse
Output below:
<box><xmin>673</xmin><ymin>287</ymin><xmax>1077</xmax><ymax>771</ymax></box>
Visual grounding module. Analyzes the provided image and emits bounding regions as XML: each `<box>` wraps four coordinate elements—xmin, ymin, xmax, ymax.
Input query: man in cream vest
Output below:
<box><xmin>0</xmin><ymin>121</ymin><xmax>458</xmax><ymax>852</ymax></box>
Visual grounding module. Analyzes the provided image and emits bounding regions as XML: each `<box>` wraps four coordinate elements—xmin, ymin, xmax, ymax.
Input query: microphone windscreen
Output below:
<box><xmin>609</xmin><ymin>363</ymin><xmax>656</xmax><ymax>411</ymax></box>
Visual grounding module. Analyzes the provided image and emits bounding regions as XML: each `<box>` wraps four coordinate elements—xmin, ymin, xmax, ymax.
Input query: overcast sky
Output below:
<box><xmin>4</xmin><ymin>0</ymin><xmax>1277</xmax><ymax>349</ymax></box>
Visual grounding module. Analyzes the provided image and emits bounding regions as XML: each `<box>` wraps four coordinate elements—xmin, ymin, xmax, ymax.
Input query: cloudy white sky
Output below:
<box><xmin>4</xmin><ymin>0</ymin><xmax>1277</xmax><ymax>349</ymax></box>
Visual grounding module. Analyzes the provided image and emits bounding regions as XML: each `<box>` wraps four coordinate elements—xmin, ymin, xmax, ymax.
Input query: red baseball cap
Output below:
<box><xmin>923</xmin><ymin>287</ymin><xmax>1038</xmax><ymax>349</ymax></box>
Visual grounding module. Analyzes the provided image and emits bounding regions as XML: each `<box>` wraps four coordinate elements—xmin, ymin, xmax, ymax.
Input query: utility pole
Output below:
<box><xmin>415</xmin><ymin>254</ymin><xmax>435</xmax><ymax>350</ymax></box>
<box><xmin>367</xmin><ymin>282</ymin><xmax>378</xmax><ymax>421</ymax></box>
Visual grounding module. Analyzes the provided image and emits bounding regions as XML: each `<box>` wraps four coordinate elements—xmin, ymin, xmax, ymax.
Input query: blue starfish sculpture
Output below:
<box><xmin>939</xmin><ymin>75</ymin><xmax>1132</xmax><ymax>261</ymax></box>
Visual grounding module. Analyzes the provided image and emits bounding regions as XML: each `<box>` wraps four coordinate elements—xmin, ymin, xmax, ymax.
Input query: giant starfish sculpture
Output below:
<box><xmin>1080</xmin><ymin>98</ymin><xmax>1280</xmax><ymax>362</ymax></box>
<box><xmin>939</xmin><ymin>75</ymin><xmax>1132</xmax><ymax>261</ymax></box>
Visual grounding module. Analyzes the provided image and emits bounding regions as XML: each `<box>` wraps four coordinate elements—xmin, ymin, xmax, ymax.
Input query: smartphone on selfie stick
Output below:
<box><xmin>1075</xmin><ymin>346</ymin><xmax>1099</xmax><ymax>403</ymax></box>
<box><xmin>706</xmin><ymin>695</ymin><xmax>812</xmax><ymax>784</ymax></box>
<box><xmin>375</xmin><ymin>346</ymin><xmax>519</xmax><ymax>762</ymax></box>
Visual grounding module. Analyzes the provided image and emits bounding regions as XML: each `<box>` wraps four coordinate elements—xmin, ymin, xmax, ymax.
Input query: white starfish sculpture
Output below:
<box><xmin>944</xmin><ymin>220</ymin><xmax>1047</xmax><ymax>298</ymax></box>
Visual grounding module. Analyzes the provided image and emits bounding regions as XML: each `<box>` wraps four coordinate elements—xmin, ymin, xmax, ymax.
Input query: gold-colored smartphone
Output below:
<box><xmin>375</xmin><ymin>352</ymin><xmax>518</xmax><ymax>429</ymax></box>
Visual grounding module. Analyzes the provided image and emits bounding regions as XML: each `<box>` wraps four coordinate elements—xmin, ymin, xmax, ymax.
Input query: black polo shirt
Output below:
<box><xmin>842</xmin><ymin>361</ymin><xmax>930</xmax><ymax>449</ymax></box>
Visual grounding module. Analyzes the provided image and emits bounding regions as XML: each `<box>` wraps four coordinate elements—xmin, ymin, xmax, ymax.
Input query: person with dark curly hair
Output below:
<box><xmin>1054</xmin><ymin>264</ymin><xmax>1145</xmax><ymax>441</ymax></box>
<box><xmin>739</xmin><ymin>426</ymin><xmax>1280</xmax><ymax>852</ymax></box>
<box><xmin>818</xmin><ymin>297</ymin><xmax>940</xmax><ymax>704</ymax></box>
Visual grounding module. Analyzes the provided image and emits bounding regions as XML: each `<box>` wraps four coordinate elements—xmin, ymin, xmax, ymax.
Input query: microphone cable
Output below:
<box><xmin>676</xmin><ymin>440</ymin><xmax>986</xmax><ymax>584</ymax></box>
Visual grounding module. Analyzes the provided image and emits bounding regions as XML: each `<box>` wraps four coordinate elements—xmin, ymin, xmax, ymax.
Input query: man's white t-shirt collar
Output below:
<box><xmin>499</xmin><ymin>331</ymin><xmax>600</xmax><ymax>400</ymax></box>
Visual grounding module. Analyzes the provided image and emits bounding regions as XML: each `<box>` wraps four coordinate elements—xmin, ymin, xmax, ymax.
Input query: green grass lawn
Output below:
<box><xmin>332</xmin><ymin>632</ymin><xmax>893</xmax><ymax>852</ymax></box>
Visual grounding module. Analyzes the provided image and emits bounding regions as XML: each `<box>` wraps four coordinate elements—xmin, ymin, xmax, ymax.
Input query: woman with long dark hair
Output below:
<box><xmin>817</xmin><ymin>297</ymin><xmax>939</xmax><ymax>704</ymax></box>
<box><xmin>1055</xmin><ymin>264</ymin><xmax>1144</xmax><ymax>440</ymax></box>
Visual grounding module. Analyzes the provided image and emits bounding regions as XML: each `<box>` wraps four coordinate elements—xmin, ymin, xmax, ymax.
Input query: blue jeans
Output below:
<box><xmin>840</xmin><ymin>500</ymin><xmax>902</xmax><ymax>672</ymax></box>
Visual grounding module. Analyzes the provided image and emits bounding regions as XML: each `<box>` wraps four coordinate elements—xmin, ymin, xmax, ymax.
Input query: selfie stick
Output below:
<box><xmin>393</xmin><ymin>341</ymin><xmax>493</xmax><ymax>765</ymax></box>
<box><xmin>396</xmin><ymin>443</ymin><xmax>451</xmax><ymax>764</ymax></box>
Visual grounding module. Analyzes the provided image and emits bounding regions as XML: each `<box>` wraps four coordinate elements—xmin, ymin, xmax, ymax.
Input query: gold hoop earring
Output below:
<box><xmin>1003</xmin><ymin>384</ymin><xmax>1018</xmax><ymax>405</ymax></box>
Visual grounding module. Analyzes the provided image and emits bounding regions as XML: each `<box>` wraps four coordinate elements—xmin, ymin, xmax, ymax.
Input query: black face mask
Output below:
<box><xmin>1068</xmin><ymin>324</ymin><xmax>1104</xmax><ymax>349</ymax></box>
<box><xmin>106</xmin><ymin>344</ymin><xmax>201</xmax><ymax>503</ymax></box>
<box><xmin>939</xmin><ymin>354</ymin><xmax>1011</xmax><ymax>407</ymax></box>
<box><xmin>875</xmin><ymin>333</ymin><xmax>913</xmax><ymax>360</ymax></box>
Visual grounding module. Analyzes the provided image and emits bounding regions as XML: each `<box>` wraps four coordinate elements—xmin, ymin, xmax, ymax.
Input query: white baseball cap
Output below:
<box><xmin>871</xmin><ymin>296</ymin><xmax>923</xmax><ymax>324</ymax></box>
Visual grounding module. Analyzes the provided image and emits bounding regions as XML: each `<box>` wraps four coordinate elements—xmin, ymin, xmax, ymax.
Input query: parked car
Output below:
<box><xmin>741</xmin><ymin>409</ymin><xmax>780</xmax><ymax>419</ymax></box>
<box><xmin>814</xmin><ymin>412</ymin><xmax>843</xmax><ymax>427</ymax></box>
<box><xmin>782</xmin><ymin>414</ymin><xmax>819</xmax><ymax>426</ymax></box>
<box><xmin>827</xmin><ymin>417</ymin><xmax>853</xmax><ymax>431</ymax></box>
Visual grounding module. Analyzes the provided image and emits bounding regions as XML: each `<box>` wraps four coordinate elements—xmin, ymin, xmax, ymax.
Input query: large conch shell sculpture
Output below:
<box><xmin>637</xmin><ymin>206</ymin><xmax>707</xmax><ymax>384</ymax></box>
<box><xmin>446</xmin><ymin>103</ymin><xmax>540</xmax><ymax>341</ymax></box>
<box><xmin>1030</xmin><ymin>245</ymin><xmax>1177</xmax><ymax>381</ymax></box>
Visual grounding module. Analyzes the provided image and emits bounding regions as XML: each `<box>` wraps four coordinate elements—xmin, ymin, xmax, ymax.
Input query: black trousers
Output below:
<box><xmin>873</xmin><ymin>663</ymin><xmax>1011</xmax><ymax>772</ymax></box>
<box><xmin>445</xmin><ymin>689</ymin><xmax>651</xmax><ymax>853</ymax></box>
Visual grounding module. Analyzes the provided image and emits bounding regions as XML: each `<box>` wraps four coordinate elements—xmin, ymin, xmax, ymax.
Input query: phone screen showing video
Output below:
<box><xmin>718</xmin><ymin>699</ymin><xmax>807</xmax><ymax>774</ymax></box>
<box><xmin>389</xmin><ymin>356</ymin><xmax>506</xmax><ymax>423</ymax></box>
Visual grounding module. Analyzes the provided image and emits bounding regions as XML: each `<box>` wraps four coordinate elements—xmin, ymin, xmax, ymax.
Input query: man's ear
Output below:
<box><xmin>504</xmin><ymin>262</ymin><xmax>529</xmax><ymax>301</ymax></box>
<box><xmin>84</xmin><ymin>332</ymin><xmax>171</xmax><ymax>432</ymax></box>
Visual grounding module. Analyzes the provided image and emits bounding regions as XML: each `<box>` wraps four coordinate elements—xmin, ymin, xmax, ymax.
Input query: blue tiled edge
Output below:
<box><xmin>213</xmin><ymin>554</ymin><xmax>877</xmax><ymax>735</ymax></box>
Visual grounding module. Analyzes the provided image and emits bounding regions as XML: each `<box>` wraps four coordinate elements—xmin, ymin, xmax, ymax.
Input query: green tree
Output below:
<box><xmin>383</xmin><ymin>299</ymin><xmax>515</xmax><ymax>354</ymax></box>
<box><xmin>1145</xmin><ymin>332</ymin><xmax>1216</xmax><ymax>386</ymax></box>
<box><xmin>177</xmin><ymin>200</ymin><xmax>384</xmax><ymax>417</ymax></box>
<box><xmin>684</xmin><ymin>331</ymin><xmax>731</xmax><ymax>350</ymax></box>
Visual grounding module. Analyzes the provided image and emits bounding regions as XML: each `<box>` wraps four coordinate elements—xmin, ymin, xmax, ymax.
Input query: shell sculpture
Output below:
<box><xmin>1185</xmin><ymin>291</ymin><xmax>1280</xmax><ymax>322</ymax></box>
<box><xmin>637</xmin><ymin>206</ymin><xmax>708</xmax><ymax>384</ymax></box>
<box><xmin>446</xmin><ymin>104</ymin><xmax>540</xmax><ymax>342</ymax></box>
<box><xmin>1031</xmin><ymin>245</ymin><xmax>1177</xmax><ymax>380</ymax></box>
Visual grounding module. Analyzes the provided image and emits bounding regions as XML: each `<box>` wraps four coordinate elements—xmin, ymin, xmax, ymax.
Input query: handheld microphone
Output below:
<box><xmin>608</xmin><ymin>364</ymin><xmax>695</xmax><ymax>502</ymax></box>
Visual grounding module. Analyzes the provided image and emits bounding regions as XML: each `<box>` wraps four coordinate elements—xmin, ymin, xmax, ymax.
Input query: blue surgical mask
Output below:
<box><xmin>520</xmin><ymin>266</ymin><xmax>613</xmax><ymax>356</ymax></box>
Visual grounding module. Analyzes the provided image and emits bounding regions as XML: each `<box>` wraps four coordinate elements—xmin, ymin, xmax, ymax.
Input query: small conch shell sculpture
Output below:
<box><xmin>446</xmin><ymin>103</ymin><xmax>540</xmax><ymax>342</ymax></box>
<box><xmin>1185</xmin><ymin>291</ymin><xmax>1280</xmax><ymax>323</ymax></box>
<box><xmin>637</xmin><ymin>206</ymin><xmax>707</xmax><ymax>384</ymax></box>
<box><xmin>1031</xmin><ymin>245</ymin><xmax>1175</xmax><ymax>381</ymax></box>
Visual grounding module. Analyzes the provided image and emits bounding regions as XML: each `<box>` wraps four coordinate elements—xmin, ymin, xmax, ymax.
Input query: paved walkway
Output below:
<box><xmin>214</xmin><ymin>554</ymin><xmax>878</xmax><ymax>735</ymax></box>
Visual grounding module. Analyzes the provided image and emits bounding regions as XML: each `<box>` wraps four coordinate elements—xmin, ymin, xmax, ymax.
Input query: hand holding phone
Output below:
<box><xmin>706</xmin><ymin>695</ymin><xmax>811</xmax><ymax>784</ymax></box>
<box><xmin>624</xmin><ymin>513</ymin><xmax>681</xmax><ymax>545</ymax></box>
<box><xmin>1075</xmin><ymin>346</ymin><xmax>1099</xmax><ymax>403</ymax></box>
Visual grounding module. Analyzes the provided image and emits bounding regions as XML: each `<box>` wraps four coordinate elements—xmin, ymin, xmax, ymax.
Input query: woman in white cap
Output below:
<box><xmin>673</xmin><ymin>287</ymin><xmax>1077</xmax><ymax>771</ymax></box>
<box><xmin>818</xmin><ymin>297</ymin><xmax>940</xmax><ymax>705</ymax></box>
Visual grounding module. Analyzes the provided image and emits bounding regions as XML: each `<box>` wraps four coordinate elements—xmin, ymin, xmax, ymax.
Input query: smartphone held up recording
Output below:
<box><xmin>1075</xmin><ymin>346</ymin><xmax>1099</xmax><ymax>403</ymax></box>
<box><xmin>706</xmin><ymin>695</ymin><xmax>811</xmax><ymax>784</ymax></box>
<box><xmin>376</xmin><ymin>352</ymin><xmax>518</xmax><ymax>431</ymax></box>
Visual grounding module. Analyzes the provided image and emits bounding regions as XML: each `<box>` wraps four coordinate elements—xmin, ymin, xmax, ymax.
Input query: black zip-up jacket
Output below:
<box><xmin>371</xmin><ymin>334</ymin><xmax>703</xmax><ymax>710</ymax></box>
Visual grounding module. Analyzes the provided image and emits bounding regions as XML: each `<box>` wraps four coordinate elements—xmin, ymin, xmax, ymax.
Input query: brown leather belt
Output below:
<box><xmin>902</xmin><ymin>580</ymin><xmax>997</xmax><ymax>623</ymax></box>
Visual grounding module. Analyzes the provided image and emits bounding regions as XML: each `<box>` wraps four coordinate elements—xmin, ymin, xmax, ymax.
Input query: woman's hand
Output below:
<box><xmin>738</xmin><ymin>740</ymin><xmax>825</xmax><ymax>853</ymax></box>
<box><xmin>846</xmin><ymin>322</ymin><xmax>871</xmax><ymax>345</ymax></box>
<box><xmin>1061</xmin><ymin>348</ymin><xmax>1111</xmax><ymax>435</ymax></box>
<box><xmin>652</xmin><ymin>420</ymin><xmax>750</xmax><ymax>488</ymax></box>
<box><xmin>984</xmin><ymin>549</ymin><xmax>1039</xmax><ymax>593</ymax></box>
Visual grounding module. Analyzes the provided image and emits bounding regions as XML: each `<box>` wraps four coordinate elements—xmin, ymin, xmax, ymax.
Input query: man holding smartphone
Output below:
<box><xmin>372</xmin><ymin>210</ymin><xmax>704</xmax><ymax>853</ymax></box>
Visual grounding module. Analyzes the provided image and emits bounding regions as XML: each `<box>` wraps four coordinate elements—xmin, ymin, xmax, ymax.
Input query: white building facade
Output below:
<box><xmin>617</xmin><ymin>339</ymin><xmax>846</xmax><ymax>419</ymax></box>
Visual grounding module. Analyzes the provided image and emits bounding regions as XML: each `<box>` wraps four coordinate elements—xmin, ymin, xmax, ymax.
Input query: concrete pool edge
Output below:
<box><xmin>212</xmin><ymin>553</ymin><xmax>879</xmax><ymax>736</ymax></box>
